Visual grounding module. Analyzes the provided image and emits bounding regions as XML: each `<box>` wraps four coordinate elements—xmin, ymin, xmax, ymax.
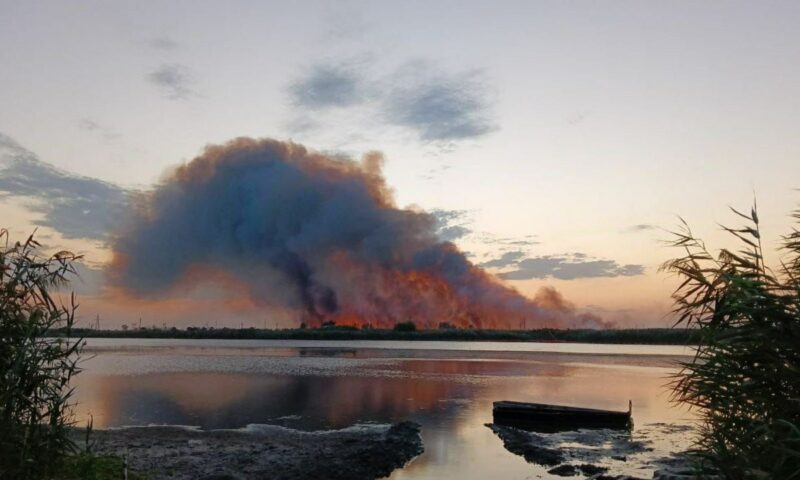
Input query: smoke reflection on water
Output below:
<box><xmin>73</xmin><ymin>339</ymin><xmax>696</xmax><ymax>479</ymax></box>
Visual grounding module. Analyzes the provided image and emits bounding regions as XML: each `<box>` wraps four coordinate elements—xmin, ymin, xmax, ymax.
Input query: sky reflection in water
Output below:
<box><xmin>74</xmin><ymin>339</ymin><xmax>695</xmax><ymax>479</ymax></box>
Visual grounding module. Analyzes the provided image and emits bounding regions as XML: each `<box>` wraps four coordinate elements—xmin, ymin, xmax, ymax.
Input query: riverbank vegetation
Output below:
<box><xmin>59</xmin><ymin>325</ymin><xmax>700</xmax><ymax>345</ymax></box>
<box><xmin>0</xmin><ymin>230</ymin><xmax>135</xmax><ymax>480</ymax></box>
<box><xmin>664</xmin><ymin>204</ymin><xmax>800</xmax><ymax>479</ymax></box>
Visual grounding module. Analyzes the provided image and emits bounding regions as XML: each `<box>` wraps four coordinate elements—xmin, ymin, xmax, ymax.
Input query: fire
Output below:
<box><xmin>109</xmin><ymin>137</ymin><xmax>607</xmax><ymax>329</ymax></box>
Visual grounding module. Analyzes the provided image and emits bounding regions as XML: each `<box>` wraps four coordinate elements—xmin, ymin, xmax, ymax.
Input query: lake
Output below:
<box><xmin>73</xmin><ymin>339</ymin><xmax>696</xmax><ymax>479</ymax></box>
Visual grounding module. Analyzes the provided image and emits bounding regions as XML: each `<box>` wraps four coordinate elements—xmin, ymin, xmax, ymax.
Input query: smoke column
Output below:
<box><xmin>110</xmin><ymin>138</ymin><xmax>606</xmax><ymax>329</ymax></box>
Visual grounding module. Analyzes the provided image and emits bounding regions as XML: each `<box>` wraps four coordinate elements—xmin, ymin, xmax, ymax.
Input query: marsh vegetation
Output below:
<box><xmin>0</xmin><ymin>231</ymin><xmax>132</xmax><ymax>480</ymax></box>
<box><xmin>664</xmin><ymin>204</ymin><xmax>800</xmax><ymax>478</ymax></box>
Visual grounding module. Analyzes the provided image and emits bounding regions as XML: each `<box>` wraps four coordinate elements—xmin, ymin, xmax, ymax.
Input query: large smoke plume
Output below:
<box><xmin>110</xmin><ymin>138</ymin><xmax>606</xmax><ymax>329</ymax></box>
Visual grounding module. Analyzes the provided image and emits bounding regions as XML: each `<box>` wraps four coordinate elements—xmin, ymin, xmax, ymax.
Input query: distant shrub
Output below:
<box><xmin>438</xmin><ymin>322</ymin><xmax>456</xmax><ymax>330</ymax></box>
<box><xmin>394</xmin><ymin>321</ymin><xmax>417</xmax><ymax>332</ymax></box>
<box><xmin>663</xmin><ymin>204</ymin><xmax>800</xmax><ymax>478</ymax></box>
<box><xmin>0</xmin><ymin>230</ymin><xmax>84</xmax><ymax>479</ymax></box>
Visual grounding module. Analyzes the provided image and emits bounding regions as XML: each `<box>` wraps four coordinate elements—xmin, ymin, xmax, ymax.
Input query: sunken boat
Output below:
<box><xmin>493</xmin><ymin>400</ymin><xmax>633</xmax><ymax>432</ymax></box>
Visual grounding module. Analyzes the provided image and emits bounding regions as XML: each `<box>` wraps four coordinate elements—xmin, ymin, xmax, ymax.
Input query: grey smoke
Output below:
<box><xmin>110</xmin><ymin>137</ymin><xmax>606</xmax><ymax>328</ymax></box>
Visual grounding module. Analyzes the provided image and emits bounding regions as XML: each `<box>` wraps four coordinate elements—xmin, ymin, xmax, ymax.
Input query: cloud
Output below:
<box><xmin>289</xmin><ymin>63</ymin><xmax>365</xmax><ymax>109</ymax></box>
<box><xmin>78</xmin><ymin>118</ymin><xmax>121</xmax><ymax>144</ymax></box>
<box><xmin>384</xmin><ymin>65</ymin><xmax>495</xmax><ymax>142</ymax></box>
<box><xmin>626</xmin><ymin>224</ymin><xmax>657</xmax><ymax>233</ymax></box>
<box><xmin>431</xmin><ymin>209</ymin><xmax>473</xmax><ymax>241</ymax></box>
<box><xmin>493</xmin><ymin>253</ymin><xmax>645</xmax><ymax>281</ymax></box>
<box><xmin>480</xmin><ymin>251</ymin><xmax>526</xmax><ymax>269</ymax></box>
<box><xmin>0</xmin><ymin>133</ymin><xmax>129</xmax><ymax>240</ymax></box>
<box><xmin>285</xmin><ymin>59</ymin><xmax>497</xmax><ymax>145</ymax></box>
<box><xmin>149</xmin><ymin>36</ymin><xmax>179</xmax><ymax>50</ymax></box>
<box><xmin>475</xmin><ymin>232</ymin><xmax>539</xmax><ymax>249</ymax></box>
<box><xmin>147</xmin><ymin>63</ymin><xmax>196</xmax><ymax>100</ymax></box>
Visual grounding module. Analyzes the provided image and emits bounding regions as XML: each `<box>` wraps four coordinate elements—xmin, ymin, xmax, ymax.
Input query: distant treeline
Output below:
<box><xmin>56</xmin><ymin>326</ymin><xmax>700</xmax><ymax>345</ymax></box>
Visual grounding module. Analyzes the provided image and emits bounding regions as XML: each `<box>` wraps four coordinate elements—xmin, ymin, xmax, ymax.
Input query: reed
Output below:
<box><xmin>0</xmin><ymin>230</ymin><xmax>85</xmax><ymax>479</ymax></box>
<box><xmin>663</xmin><ymin>203</ymin><xmax>800</xmax><ymax>479</ymax></box>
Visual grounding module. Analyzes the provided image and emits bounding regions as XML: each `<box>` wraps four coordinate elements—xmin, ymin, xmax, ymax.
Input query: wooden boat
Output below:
<box><xmin>492</xmin><ymin>400</ymin><xmax>633</xmax><ymax>431</ymax></box>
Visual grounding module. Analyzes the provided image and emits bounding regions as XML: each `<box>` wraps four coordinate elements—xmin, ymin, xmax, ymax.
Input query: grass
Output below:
<box><xmin>59</xmin><ymin>454</ymin><xmax>145</xmax><ymax>480</ymax></box>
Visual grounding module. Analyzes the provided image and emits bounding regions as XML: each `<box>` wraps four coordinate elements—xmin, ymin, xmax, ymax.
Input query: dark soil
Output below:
<box><xmin>78</xmin><ymin>421</ymin><xmax>423</xmax><ymax>480</ymax></box>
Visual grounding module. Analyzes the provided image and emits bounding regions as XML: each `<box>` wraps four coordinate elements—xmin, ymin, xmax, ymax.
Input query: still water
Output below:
<box><xmin>74</xmin><ymin>339</ymin><xmax>696</xmax><ymax>479</ymax></box>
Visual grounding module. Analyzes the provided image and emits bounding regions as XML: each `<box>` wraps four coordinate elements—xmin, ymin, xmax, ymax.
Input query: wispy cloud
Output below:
<box><xmin>474</xmin><ymin>232</ymin><xmax>539</xmax><ymax>249</ymax></box>
<box><xmin>285</xmin><ymin>59</ymin><xmax>497</xmax><ymax>145</ymax></box>
<box><xmin>625</xmin><ymin>224</ymin><xmax>657</xmax><ymax>233</ymax></box>
<box><xmin>480</xmin><ymin>250</ymin><xmax>526</xmax><ymax>269</ymax></box>
<box><xmin>431</xmin><ymin>209</ymin><xmax>474</xmax><ymax>241</ymax></box>
<box><xmin>147</xmin><ymin>63</ymin><xmax>196</xmax><ymax>100</ymax></box>
<box><xmin>486</xmin><ymin>252</ymin><xmax>645</xmax><ymax>281</ymax></box>
<box><xmin>384</xmin><ymin>64</ymin><xmax>495</xmax><ymax>142</ymax></box>
<box><xmin>0</xmin><ymin>133</ymin><xmax>129</xmax><ymax>241</ymax></box>
<box><xmin>289</xmin><ymin>62</ymin><xmax>365</xmax><ymax>109</ymax></box>
<box><xmin>78</xmin><ymin>118</ymin><xmax>121</xmax><ymax>144</ymax></box>
<box><xmin>149</xmin><ymin>36</ymin><xmax>179</xmax><ymax>50</ymax></box>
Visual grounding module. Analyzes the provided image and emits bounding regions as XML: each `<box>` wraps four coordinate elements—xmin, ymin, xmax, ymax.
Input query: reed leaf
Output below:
<box><xmin>663</xmin><ymin>203</ymin><xmax>800</xmax><ymax>479</ymax></box>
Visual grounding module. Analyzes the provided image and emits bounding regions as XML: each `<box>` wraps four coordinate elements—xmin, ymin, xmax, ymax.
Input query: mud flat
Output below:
<box><xmin>488</xmin><ymin>422</ymin><xmax>702</xmax><ymax>479</ymax></box>
<box><xmin>79</xmin><ymin>421</ymin><xmax>423</xmax><ymax>480</ymax></box>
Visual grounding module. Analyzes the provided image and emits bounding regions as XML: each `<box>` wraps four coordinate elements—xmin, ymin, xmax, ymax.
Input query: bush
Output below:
<box><xmin>0</xmin><ymin>230</ymin><xmax>85</xmax><ymax>479</ymax></box>
<box><xmin>663</xmin><ymin>204</ymin><xmax>800</xmax><ymax>478</ymax></box>
<box><xmin>393</xmin><ymin>321</ymin><xmax>417</xmax><ymax>332</ymax></box>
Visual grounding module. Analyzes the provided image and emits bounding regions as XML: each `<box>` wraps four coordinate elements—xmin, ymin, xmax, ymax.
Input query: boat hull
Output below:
<box><xmin>492</xmin><ymin>401</ymin><xmax>632</xmax><ymax>432</ymax></box>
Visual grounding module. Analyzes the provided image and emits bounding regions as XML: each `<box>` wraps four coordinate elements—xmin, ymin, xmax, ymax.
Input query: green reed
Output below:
<box><xmin>662</xmin><ymin>203</ymin><xmax>800</xmax><ymax>479</ymax></box>
<box><xmin>0</xmin><ymin>230</ymin><xmax>85</xmax><ymax>479</ymax></box>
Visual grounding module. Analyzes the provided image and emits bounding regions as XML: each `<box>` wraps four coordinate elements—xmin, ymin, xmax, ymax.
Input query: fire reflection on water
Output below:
<box><xmin>72</xmin><ymin>340</ymin><xmax>695</xmax><ymax>479</ymax></box>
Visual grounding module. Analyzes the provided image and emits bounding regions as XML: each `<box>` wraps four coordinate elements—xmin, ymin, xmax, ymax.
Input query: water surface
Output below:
<box><xmin>74</xmin><ymin>339</ymin><xmax>696</xmax><ymax>479</ymax></box>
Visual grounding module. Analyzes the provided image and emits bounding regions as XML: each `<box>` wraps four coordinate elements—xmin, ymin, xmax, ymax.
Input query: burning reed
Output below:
<box><xmin>110</xmin><ymin>138</ymin><xmax>606</xmax><ymax>330</ymax></box>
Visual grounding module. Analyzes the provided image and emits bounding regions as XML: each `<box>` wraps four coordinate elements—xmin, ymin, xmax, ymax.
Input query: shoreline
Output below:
<box><xmin>55</xmin><ymin>327</ymin><xmax>699</xmax><ymax>345</ymax></box>
<box><xmin>73</xmin><ymin>421</ymin><xmax>701</xmax><ymax>480</ymax></box>
<box><xmin>75</xmin><ymin>422</ymin><xmax>424</xmax><ymax>480</ymax></box>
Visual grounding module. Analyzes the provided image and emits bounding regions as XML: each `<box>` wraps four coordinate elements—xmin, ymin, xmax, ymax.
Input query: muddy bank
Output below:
<box><xmin>78</xmin><ymin>421</ymin><xmax>423</xmax><ymax>480</ymax></box>
<box><xmin>488</xmin><ymin>422</ymin><xmax>700</xmax><ymax>479</ymax></box>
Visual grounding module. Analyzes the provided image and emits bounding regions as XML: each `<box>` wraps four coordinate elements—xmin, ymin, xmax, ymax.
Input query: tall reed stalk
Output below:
<box><xmin>0</xmin><ymin>230</ymin><xmax>85</xmax><ymax>479</ymax></box>
<box><xmin>663</xmin><ymin>204</ymin><xmax>800</xmax><ymax>479</ymax></box>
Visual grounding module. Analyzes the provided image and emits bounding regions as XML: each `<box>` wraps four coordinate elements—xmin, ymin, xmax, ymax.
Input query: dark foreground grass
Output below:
<box><xmin>57</xmin><ymin>326</ymin><xmax>699</xmax><ymax>345</ymax></box>
<box><xmin>60</xmin><ymin>454</ymin><xmax>144</xmax><ymax>480</ymax></box>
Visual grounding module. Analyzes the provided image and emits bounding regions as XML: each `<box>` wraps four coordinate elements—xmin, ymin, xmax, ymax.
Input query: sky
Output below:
<box><xmin>1</xmin><ymin>1</ymin><xmax>799</xmax><ymax>328</ymax></box>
